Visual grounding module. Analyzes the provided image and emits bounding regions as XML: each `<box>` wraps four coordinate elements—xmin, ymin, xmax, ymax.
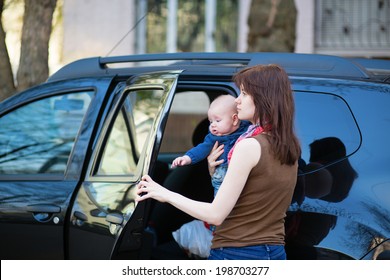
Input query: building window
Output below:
<box><xmin>141</xmin><ymin>0</ymin><xmax>238</xmax><ymax>53</ymax></box>
<box><xmin>315</xmin><ymin>0</ymin><xmax>390</xmax><ymax>57</ymax></box>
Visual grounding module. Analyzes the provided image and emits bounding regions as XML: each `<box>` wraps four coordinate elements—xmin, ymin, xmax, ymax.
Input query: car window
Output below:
<box><xmin>0</xmin><ymin>91</ymin><xmax>93</xmax><ymax>175</ymax></box>
<box><xmin>96</xmin><ymin>88</ymin><xmax>164</xmax><ymax>176</ymax></box>
<box><xmin>160</xmin><ymin>91</ymin><xmax>210</xmax><ymax>153</ymax></box>
<box><xmin>295</xmin><ymin>91</ymin><xmax>361</xmax><ymax>169</ymax></box>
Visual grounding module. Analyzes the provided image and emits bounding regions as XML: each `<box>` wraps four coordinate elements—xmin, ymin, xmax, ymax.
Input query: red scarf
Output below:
<box><xmin>227</xmin><ymin>124</ymin><xmax>264</xmax><ymax>163</ymax></box>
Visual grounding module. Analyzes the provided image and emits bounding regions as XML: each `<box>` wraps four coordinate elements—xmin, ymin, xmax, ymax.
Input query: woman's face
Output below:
<box><xmin>236</xmin><ymin>85</ymin><xmax>256</xmax><ymax>123</ymax></box>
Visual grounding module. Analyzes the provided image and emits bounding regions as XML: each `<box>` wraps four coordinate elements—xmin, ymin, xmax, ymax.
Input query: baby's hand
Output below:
<box><xmin>171</xmin><ymin>155</ymin><xmax>191</xmax><ymax>168</ymax></box>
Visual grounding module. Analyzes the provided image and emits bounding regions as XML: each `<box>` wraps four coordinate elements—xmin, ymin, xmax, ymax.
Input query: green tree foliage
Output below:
<box><xmin>215</xmin><ymin>0</ymin><xmax>238</xmax><ymax>52</ymax></box>
<box><xmin>147</xmin><ymin>0</ymin><xmax>238</xmax><ymax>53</ymax></box>
<box><xmin>247</xmin><ymin>0</ymin><xmax>296</xmax><ymax>52</ymax></box>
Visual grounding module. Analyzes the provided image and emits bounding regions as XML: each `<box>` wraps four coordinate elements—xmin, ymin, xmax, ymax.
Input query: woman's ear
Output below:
<box><xmin>232</xmin><ymin>113</ymin><xmax>239</xmax><ymax>126</ymax></box>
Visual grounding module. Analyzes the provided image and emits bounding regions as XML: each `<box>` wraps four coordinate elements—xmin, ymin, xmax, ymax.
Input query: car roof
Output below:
<box><xmin>48</xmin><ymin>52</ymin><xmax>390</xmax><ymax>84</ymax></box>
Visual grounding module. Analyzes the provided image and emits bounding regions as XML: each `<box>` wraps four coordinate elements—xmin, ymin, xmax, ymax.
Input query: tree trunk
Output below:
<box><xmin>16</xmin><ymin>0</ymin><xmax>57</xmax><ymax>92</ymax></box>
<box><xmin>247</xmin><ymin>0</ymin><xmax>296</xmax><ymax>52</ymax></box>
<box><xmin>0</xmin><ymin>0</ymin><xmax>16</xmax><ymax>102</ymax></box>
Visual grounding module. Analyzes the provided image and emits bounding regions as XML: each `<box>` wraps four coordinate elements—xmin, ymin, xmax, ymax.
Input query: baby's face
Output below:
<box><xmin>208</xmin><ymin>106</ymin><xmax>237</xmax><ymax>136</ymax></box>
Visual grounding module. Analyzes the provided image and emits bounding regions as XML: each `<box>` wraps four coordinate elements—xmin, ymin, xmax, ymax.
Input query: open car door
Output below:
<box><xmin>67</xmin><ymin>71</ymin><xmax>181</xmax><ymax>259</ymax></box>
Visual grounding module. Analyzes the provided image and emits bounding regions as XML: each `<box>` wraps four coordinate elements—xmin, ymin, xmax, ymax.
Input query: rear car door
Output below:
<box><xmin>67</xmin><ymin>71</ymin><xmax>180</xmax><ymax>259</ymax></box>
<box><xmin>0</xmin><ymin>78</ymin><xmax>113</xmax><ymax>259</ymax></box>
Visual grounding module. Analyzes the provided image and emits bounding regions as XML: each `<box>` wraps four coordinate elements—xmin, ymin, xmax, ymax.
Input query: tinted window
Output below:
<box><xmin>295</xmin><ymin>91</ymin><xmax>361</xmax><ymax>168</ymax></box>
<box><xmin>0</xmin><ymin>92</ymin><xmax>93</xmax><ymax>175</ymax></box>
<box><xmin>96</xmin><ymin>88</ymin><xmax>164</xmax><ymax>176</ymax></box>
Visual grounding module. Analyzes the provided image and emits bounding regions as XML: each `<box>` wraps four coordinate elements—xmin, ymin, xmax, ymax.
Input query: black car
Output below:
<box><xmin>0</xmin><ymin>52</ymin><xmax>389</xmax><ymax>260</ymax></box>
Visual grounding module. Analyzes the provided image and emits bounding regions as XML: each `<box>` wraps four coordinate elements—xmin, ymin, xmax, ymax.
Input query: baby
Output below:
<box><xmin>172</xmin><ymin>94</ymin><xmax>250</xmax><ymax>196</ymax></box>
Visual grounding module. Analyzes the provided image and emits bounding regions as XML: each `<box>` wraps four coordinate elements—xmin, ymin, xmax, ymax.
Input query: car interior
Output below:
<box><xmin>147</xmin><ymin>87</ymin><xmax>234</xmax><ymax>259</ymax></box>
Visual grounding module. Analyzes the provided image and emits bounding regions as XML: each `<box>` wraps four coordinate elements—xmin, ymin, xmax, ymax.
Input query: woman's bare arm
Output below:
<box><xmin>136</xmin><ymin>138</ymin><xmax>261</xmax><ymax>226</ymax></box>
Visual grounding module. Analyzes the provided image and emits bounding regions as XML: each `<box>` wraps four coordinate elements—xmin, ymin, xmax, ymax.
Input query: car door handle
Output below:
<box><xmin>26</xmin><ymin>204</ymin><xmax>61</xmax><ymax>213</ymax></box>
<box><xmin>106</xmin><ymin>212</ymin><xmax>124</xmax><ymax>225</ymax></box>
<box><xmin>74</xmin><ymin>211</ymin><xmax>88</xmax><ymax>221</ymax></box>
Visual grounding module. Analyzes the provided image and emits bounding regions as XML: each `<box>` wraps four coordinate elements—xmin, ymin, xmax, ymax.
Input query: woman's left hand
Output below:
<box><xmin>207</xmin><ymin>141</ymin><xmax>224</xmax><ymax>176</ymax></box>
<box><xmin>136</xmin><ymin>175</ymin><xmax>170</xmax><ymax>202</ymax></box>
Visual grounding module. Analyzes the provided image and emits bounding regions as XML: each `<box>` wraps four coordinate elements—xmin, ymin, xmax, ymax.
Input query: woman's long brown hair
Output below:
<box><xmin>233</xmin><ymin>64</ymin><xmax>301</xmax><ymax>165</ymax></box>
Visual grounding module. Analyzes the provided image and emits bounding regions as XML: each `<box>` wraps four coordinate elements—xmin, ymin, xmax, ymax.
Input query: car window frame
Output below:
<box><xmin>86</xmin><ymin>71</ymin><xmax>182</xmax><ymax>183</ymax></box>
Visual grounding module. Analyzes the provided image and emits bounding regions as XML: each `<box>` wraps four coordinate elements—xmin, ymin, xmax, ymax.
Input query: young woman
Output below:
<box><xmin>136</xmin><ymin>64</ymin><xmax>301</xmax><ymax>260</ymax></box>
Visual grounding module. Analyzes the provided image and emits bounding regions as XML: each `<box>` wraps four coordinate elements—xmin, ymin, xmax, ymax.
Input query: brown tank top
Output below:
<box><xmin>211</xmin><ymin>133</ymin><xmax>298</xmax><ymax>249</ymax></box>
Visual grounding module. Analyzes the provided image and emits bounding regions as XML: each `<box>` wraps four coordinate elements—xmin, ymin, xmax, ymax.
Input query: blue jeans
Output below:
<box><xmin>211</xmin><ymin>165</ymin><xmax>228</xmax><ymax>196</ymax></box>
<box><xmin>208</xmin><ymin>245</ymin><xmax>286</xmax><ymax>260</ymax></box>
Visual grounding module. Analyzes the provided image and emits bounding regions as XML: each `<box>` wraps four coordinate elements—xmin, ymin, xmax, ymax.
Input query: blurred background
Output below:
<box><xmin>1</xmin><ymin>0</ymin><xmax>389</xmax><ymax>101</ymax></box>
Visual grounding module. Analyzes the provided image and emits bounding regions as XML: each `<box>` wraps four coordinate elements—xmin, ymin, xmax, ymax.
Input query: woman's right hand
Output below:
<box><xmin>207</xmin><ymin>141</ymin><xmax>224</xmax><ymax>176</ymax></box>
<box><xmin>136</xmin><ymin>175</ymin><xmax>171</xmax><ymax>203</ymax></box>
